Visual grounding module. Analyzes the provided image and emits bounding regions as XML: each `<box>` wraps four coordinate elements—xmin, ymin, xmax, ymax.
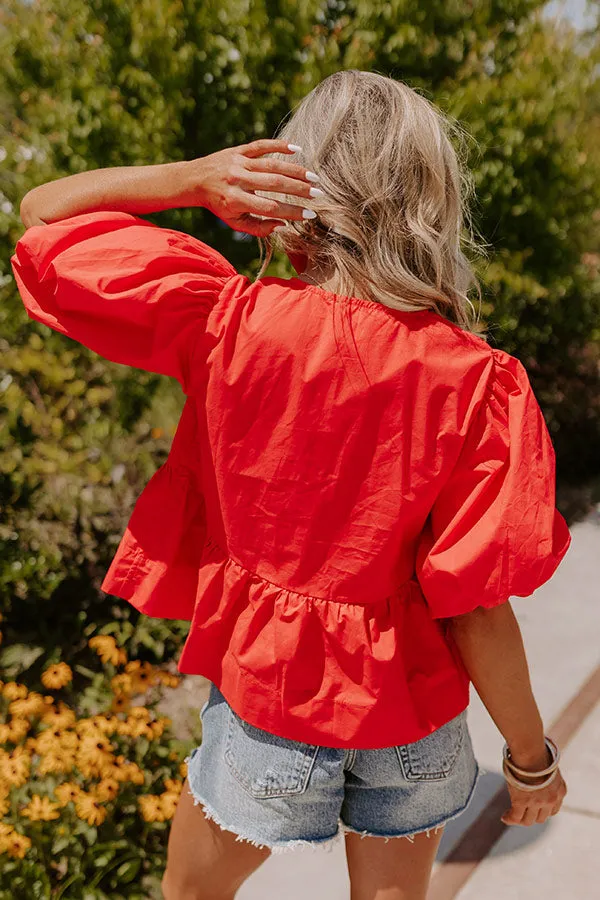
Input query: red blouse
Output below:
<box><xmin>12</xmin><ymin>211</ymin><xmax>571</xmax><ymax>749</ymax></box>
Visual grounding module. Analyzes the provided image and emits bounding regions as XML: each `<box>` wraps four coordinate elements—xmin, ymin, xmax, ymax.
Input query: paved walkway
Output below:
<box><xmin>236</xmin><ymin>510</ymin><xmax>600</xmax><ymax>900</ymax></box>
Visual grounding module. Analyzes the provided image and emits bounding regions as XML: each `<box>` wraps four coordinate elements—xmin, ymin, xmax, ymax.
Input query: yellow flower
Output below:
<box><xmin>87</xmin><ymin>715</ymin><xmax>118</xmax><ymax>735</ymax></box>
<box><xmin>75</xmin><ymin>718</ymin><xmax>102</xmax><ymax>737</ymax></box>
<box><xmin>0</xmin><ymin>795</ymin><xmax>10</xmax><ymax>817</ymax></box>
<box><xmin>9</xmin><ymin>693</ymin><xmax>47</xmax><ymax>718</ymax></box>
<box><xmin>20</xmin><ymin>794</ymin><xmax>61</xmax><ymax>821</ymax></box>
<box><xmin>128</xmin><ymin>706</ymin><xmax>151</xmax><ymax>720</ymax></box>
<box><xmin>121</xmin><ymin>762</ymin><xmax>145</xmax><ymax>786</ymax></box>
<box><xmin>38</xmin><ymin>748</ymin><xmax>77</xmax><ymax>776</ymax></box>
<box><xmin>75</xmin><ymin>792</ymin><xmax>107</xmax><ymax>826</ymax></box>
<box><xmin>138</xmin><ymin>794</ymin><xmax>166</xmax><ymax>823</ymax></box>
<box><xmin>88</xmin><ymin>635</ymin><xmax>122</xmax><ymax>667</ymax></box>
<box><xmin>4</xmin><ymin>830</ymin><xmax>31</xmax><ymax>858</ymax></box>
<box><xmin>36</xmin><ymin>726</ymin><xmax>78</xmax><ymax>755</ymax></box>
<box><xmin>164</xmin><ymin>778</ymin><xmax>183</xmax><ymax>795</ymax></box>
<box><xmin>94</xmin><ymin>778</ymin><xmax>119</xmax><ymax>801</ymax></box>
<box><xmin>179</xmin><ymin>760</ymin><xmax>188</xmax><ymax>779</ymax></box>
<box><xmin>0</xmin><ymin>752</ymin><xmax>30</xmax><ymax>787</ymax></box>
<box><xmin>7</xmin><ymin>718</ymin><xmax>30</xmax><ymax>743</ymax></box>
<box><xmin>10</xmin><ymin>744</ymin><xmax>28</xmax><ymax>758</ymax></box>
<box><xmin>110</xmin><ymin>694</ymin><xmax>131</xmax><ymax>714</ymax></box>
<box><xmin>124</xmin><ymin>661</ymin><xmax>158</xmax><ymax>692</ymax></box>
<box><xmin>40</xmin><ymin>703</ymin><xmax>77</xmax><ymax>729</ymax></box>
<box><xmin>124</xmin><ymin>720</ymin><xmax>154</xmax><ymax>740</ymax></box>
<box><xmin>149</xmin><ymin>717</ymin><xmax>170</xmax><ymax>739</ymax></box>
<box><xmin>159</xmin><ymin>790</ymin><xmax>180</xmax><ymax>819</ymax></box>
<box><xmin>0</xmin><ymin>822</ymin><xmax>14</xmax><ymax>844</ymax></box>
<box><xmin>77</xmin><ymin>735</ymin><xmax>115</xmax><ymax>771</ymax></box>
<box><xmin>41</xmin><ymin>662</ymin><xmax>73</xmax><ymax>690</ymax></box>
<box><xmin>0</xmin><ymin>724</ymin><xmax>12</xmax><ymax>744</ymax></box>
<box><xmin>110</xmin><ymin>673</ymin><xmax>134</xmax><ymax>696</ymax></box>
<box><xmin>2</xmin><ymin>683</ymin><xmax>28</xmax><ymax>702</ymax></box>
<box><xmin>114</xmin><ymin>720</ymin><xmax>133</xmax><ymax>737</ymax></box>
<box><xmin>32</xmin><ymin>733</ymin><xmax>60</xmax><ymax>756</ymax></box>
<box><xmin>156</xmin><ymin>671</ymin><xmax>181</xmax><ymax>689</ymax></box>
<box><xmin>54</xmin><ymin>782</ymin><xmax>81</xmax><ymax>807</ymax></box>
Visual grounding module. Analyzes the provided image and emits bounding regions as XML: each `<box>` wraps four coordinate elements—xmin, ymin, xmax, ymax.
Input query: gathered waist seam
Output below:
<box><xmin>202</xmin><ymin>533</ymin><xmax>418</xmax><ymax>607</ymax></box>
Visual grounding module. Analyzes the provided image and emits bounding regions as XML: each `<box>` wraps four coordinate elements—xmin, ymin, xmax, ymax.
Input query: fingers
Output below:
<box><xmin>240</xmin><ymin>192</ymin><xmax>316</xmax><ymax>222</ymax></box>
<box><xmin>501</xmin><ymin>805</ymin><xmax>525</xmax><ymax>826</ymax></box>
<box><xmin>241</xmin><ymin>139</ymin><xmax>301</xmax><ymax>159</ymax></box>
<box><xmin>502</xmin><ymin>800</ymin><xmax>562</xmax><ymax>827</ymax></box>
<box><xmin>245</xmin><ymin>156</ymin><xmax>320</xmax><ymax>183</ymax></box>
<box><xmin>239</xmin><ymin>171</ymin><xmax>324</xmax><ymax>201</ymax></box>
<box><xmin>230</xmin><ymin>214</ymin><xmax>286</xmax><ymax>237</ymax></box>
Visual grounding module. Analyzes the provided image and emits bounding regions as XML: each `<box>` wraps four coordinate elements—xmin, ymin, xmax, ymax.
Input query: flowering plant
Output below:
<box><xmin>0</xmin><ymin>633</ymin><xmax>193</xmax><ymax>899</ymax></box>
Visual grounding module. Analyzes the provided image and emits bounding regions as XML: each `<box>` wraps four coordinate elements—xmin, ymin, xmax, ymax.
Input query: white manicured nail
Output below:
<box><xmin>306</xmin><ymin>171</ymin><xmax>320</xmax><ymax>183</ymax></box>
<box><xmin>309</xmin><ymin>187</ymin><xmax>325</xmax><ymax>198</ymax></box>
<box><xmin>288</xmin><ymin>144</ymin><xmax>303</xmax><ymax>152</ymax></box>
<box><xmin>302</xmin><ymin>208</ymin><xmax>317</xmax><ymax>219</ymax></box>
<box><xmin>272</xmin><ymin>225</ymin><xmax>287</xmax><ymax>232</ymax></box>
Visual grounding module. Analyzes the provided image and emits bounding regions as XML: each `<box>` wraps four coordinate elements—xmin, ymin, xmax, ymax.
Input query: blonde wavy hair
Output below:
<box><xmin>258</xmin><ymin>70</ymin><xmax>485</xmax><ymax>331</ymax></box>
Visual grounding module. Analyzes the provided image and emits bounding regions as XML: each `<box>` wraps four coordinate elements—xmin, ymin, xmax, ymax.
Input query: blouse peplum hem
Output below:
<box><xmin>104</xmin><ymin>525</ymin><xmax>473</xmax><ymax>748</ymax></box>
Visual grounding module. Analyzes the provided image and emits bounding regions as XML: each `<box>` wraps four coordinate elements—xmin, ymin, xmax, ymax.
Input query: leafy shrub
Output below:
<box><xmin>0</xmin><ymin>632</ymin><xmax>197</xmax><ymax>899</ymax></box>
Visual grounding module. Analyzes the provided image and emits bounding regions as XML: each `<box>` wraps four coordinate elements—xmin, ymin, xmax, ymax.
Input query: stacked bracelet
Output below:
<box><xmin>501</xmin><ymin>736</ymin><xmax>560</xmax><ymax>791</ymax></box>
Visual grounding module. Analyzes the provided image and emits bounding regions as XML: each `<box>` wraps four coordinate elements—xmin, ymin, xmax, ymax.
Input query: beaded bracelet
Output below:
<box><xmin>502</xmin><ymin>736</ymin><xmax>560</xmax><ymax>780</ymax></box>
<box><xmin>502</xmin><ymin>759</ymin><xmax>559</xmax><ymax>792</ymax></box>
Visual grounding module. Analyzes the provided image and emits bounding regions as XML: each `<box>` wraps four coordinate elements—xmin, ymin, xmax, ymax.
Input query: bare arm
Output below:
<box><xmin>448</xmin><ymin>601</ymin><xmax>566</xmax><ymax>825</ymax></box>
<box><xmin>19</xmin><ymin>140</ymin><xmax>322</xmax><ymax>235</ymax></box>
<box><xmin>20</xmin><ymin>162</ymin><xmax>193</xmax><ymax>227</ymax></box>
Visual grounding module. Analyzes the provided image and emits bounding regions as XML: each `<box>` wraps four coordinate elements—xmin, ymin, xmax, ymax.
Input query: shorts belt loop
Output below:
<box><xmin>345</xmin><ymin>748</ymin><xmax>357</xmax><ymax>771</ymax></box>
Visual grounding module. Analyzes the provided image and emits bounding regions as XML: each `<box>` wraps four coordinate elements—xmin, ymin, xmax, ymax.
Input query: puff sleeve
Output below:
<box><xmin>11</xmin><ymin>211</ymin><xmax>238</xmax><ymax>393</ymax></box>
<box><xmin>415</xmin><ymin>348</ymin><xmax>571</xmax><ymax>618</ymax></box>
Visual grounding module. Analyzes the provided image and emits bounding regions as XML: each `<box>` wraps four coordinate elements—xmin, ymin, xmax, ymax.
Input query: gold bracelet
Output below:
<box><xmin>502</xmin><ymin>759</ymin><xmax>559</xmax><ymax>792</ymax></box>
<box><xmin>502</xmin><ymin>736</ymin><xmax>560</xmax><ymax>779</ymax></box>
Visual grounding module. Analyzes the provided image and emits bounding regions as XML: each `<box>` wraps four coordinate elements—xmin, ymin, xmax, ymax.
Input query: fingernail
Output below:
<box><xmin>302</xmin><ymin>208</ymin><xmax>317</xmax><ymax>219</ymax></box>
<box><xmin>306</xmin><ymin>171</ymin><xmax>320</xmax><ymax>183</ymax></box>
<box><xmin>288</xmin><ymin>144</ymin><xmax>303</xmax><ymax>152</ymax></box>
<box><xmin>272</xmin><ymin>225</ymin><xmax>287</xmax><ymax>232</ymax></box>
<box><xmin>309</xmin><ymin>187</ymin><xmax>325</xmax><ymax>198</ymax></box>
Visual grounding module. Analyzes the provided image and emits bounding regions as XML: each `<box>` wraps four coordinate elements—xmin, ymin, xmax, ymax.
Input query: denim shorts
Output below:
<box><xmin>185</xmin><ymin>682</ymin><xmax>480</xmax><ymax>853</ymax></box>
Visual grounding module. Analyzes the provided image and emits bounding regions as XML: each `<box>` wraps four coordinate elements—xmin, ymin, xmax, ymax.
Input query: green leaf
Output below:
<box><xmin>51</xmin><ymin>836</ymin><xmax>71</xmax><ymax>855</ymax></box>
<box><xmin>75</xmin><ymin>664</ymin><xmax>97</xmax><ymax>679</ymax></box>
<box><xmin>136</xmin><ymin>737</ymin><xmax>150</xmax><ymax>758</ymax></box>
<box><xmin>116</xmin><ymin>858</ymin><xmax>142</xmax><ymax>883</ymax></box>
<box><xmin>0</xmin><ymin>643</ymin><xmax>44</xmax><ymax>677</ymax></box>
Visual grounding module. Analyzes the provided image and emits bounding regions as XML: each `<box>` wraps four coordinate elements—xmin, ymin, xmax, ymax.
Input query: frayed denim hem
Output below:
<box><xmin>184</xmin><ymin>756</ymin><xmax>483</xmax><ymax>852</ymax></box>
<box><xmin>340</xmin><ymin>759</ymin><xmax>483</xmax><ymax>844</ymax></box>
<box><xmin>185</xmin><ymin>778</ymin><xmax>341</xmax><ymax>855</ymax></box>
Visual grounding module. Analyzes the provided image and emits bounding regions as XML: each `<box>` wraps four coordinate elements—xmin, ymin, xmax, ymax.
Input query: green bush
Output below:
<box><xmin>0</xmin><ymin>0</ymin><xmax>598</xmax><ymax>669</ymax></box>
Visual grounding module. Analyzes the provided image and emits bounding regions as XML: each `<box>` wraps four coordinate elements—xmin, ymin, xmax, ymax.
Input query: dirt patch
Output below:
<box><xmin>154</xmin><ymin>673</ymin><xmax>212</xmax><ymax>743</ymax></box>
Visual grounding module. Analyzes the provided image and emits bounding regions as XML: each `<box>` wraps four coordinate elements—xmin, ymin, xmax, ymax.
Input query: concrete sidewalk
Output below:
<box><xmin>238</xmin><ymin>510</ymin><xmax>600</xmax><ymax>900</ymax></box>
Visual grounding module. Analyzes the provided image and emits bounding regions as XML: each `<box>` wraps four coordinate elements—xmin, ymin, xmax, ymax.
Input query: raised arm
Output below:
<box><xmin>19</xmin><ymin>140</ymin><xmax>323</xmax><ymax>236</ymax></box>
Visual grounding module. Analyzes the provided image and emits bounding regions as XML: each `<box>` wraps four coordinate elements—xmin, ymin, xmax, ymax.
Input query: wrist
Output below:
<box><xmin>166</xmin><ymin>158</ymin><xmax>210</xmax><ymax>210</ymax></box>
<box><xmin>506</xmin><ymin>741</ymin><xmax>550</xmax><ymax>772</ymax></box>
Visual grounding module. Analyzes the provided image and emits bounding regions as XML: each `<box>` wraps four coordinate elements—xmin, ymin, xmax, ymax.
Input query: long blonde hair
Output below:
<box><xmin>258</xmin><ymin>70</ymin><xmax>485</xmax><ymax>331</ymax></box>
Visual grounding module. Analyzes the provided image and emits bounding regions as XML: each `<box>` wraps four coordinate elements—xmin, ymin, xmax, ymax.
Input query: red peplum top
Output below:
<box><xmin>11</xmin><ymin>211</ymin><xmax>572</xmax><ymax>749</ymax></box>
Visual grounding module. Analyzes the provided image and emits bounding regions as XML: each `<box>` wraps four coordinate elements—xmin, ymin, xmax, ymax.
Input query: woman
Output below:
<box><xmin>13</xmin><ymin>70</ymin><xmax>570</xmax><ymax>900</ymax></box>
